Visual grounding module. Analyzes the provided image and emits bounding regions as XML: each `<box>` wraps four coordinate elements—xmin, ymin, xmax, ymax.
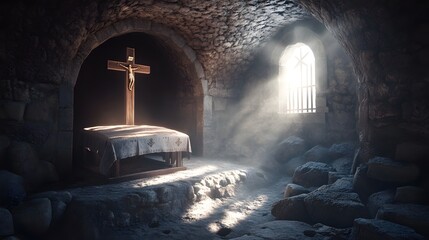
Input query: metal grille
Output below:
<box><xmin>279</xmin><ymin>43</ymin><xmax>316</xmax><ymax>114</ymax></box>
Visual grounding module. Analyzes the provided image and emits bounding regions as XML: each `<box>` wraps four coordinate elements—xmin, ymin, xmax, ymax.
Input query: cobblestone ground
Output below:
<box><xmin>100</xmin><ymin>157</ymin><xmax>290</xmax><ymax>240</ymax></box>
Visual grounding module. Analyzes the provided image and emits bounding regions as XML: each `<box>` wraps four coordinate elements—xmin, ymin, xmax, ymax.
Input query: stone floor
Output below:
<box><xmin>54</xmin><ymin>157</ymin><xmax>289</xmax><ymax>240</ymax></box>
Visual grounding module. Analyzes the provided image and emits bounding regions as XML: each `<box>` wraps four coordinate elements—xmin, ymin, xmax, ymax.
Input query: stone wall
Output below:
<box><xmin>0</xmin><ymin>0</ymin><xmax>309</xmax><ymax>174</ymax></box>
<box><xmin>297</xmin><ymin>0</ymin><xmax>429</xmax><ymax>161</ymax></box>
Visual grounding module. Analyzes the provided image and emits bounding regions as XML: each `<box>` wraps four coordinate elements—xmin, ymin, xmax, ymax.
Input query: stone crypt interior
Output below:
<box><xmin>0</xmin><ymin>0</ymin><xmax>429</xmax><ymax>240</ymax></box>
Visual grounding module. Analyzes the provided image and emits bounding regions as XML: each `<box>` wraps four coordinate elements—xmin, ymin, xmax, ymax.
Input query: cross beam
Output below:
<box><xmin>107</xmin><ymin>47</ymin><xmax>150</xmax><ymax>125</ymax></box>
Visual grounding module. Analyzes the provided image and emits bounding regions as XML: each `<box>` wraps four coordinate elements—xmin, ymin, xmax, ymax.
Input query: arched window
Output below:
<box><xmin>279</xmin><ymin>43</ymin><xmax>316</xmax><ymax>114</ymax></box>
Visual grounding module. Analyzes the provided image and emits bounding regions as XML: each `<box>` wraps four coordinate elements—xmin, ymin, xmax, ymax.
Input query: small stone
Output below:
<box><xmin>292</xmin><ymin>162</ymin><xmax>335</xmax><ymax>188</ymax></box>
<box><xmin>350</xmin><ymin>218</ymin><xmax>424</xmax><ymax>240</ymax></box>
<box><xmin>12</xmin><ymin>198</ymin><xmax>52</xmax><ymax>235</ymax></box>
<box><xmin>284</xmin><ymin>183</ymin><xmax>310</xmax><ymax>198</ymax></box>
<box><xmin>0</xmin><ymin>208</ymin><xmax>14</xmax><ymax>236</ymax></box>
<box><xmin>367</xmin><ymin>157</ymin><xmax>419</xmax><ymax>183</ymax></box>
<box><xmin>367</xmin><ymin>190</ymin><xmax>395</xmax><ymax>218</ymax></box>
<box><xmin>234</xmin><ymin>220</ymin><xmax>315</xmax><ymax>240</ymax></box>
<box><xmin>394</xmin><ymin>186</ymin><xmax>426</xmax><ymax>204</ymax></box>
<box><xmin>217</xmin><ymin>227</ymin><xmax>232</xmax><ymax>236</ymax></box>
<box><xmin>0</xmin><ymin>170</ymin><xmax>26</xmax><ymax>207</ymax></box>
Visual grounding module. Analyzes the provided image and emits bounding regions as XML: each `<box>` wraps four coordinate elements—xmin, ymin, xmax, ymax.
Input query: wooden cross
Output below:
<box><xmin>107</xmin><ymin>47</ymin><xmax>150</xmax><ymax>125</ymax></box>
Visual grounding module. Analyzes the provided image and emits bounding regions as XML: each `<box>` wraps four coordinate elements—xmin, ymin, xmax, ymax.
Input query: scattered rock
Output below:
<box><xmin>350</xmin><ymin>218</ymin><xmax>425</xmax><ymax>240</ymax></box>
<box><xmin>376</xmin><ymin>204</ymin><xmax>429</xmax><ymax>237</ymax></box>
<box><xmin>367</xmin><ymin>190</ymin><xmax>395</xmax><ymax>218</ymax></box>
<box><xmin>284</xmin><ymin>183</ymin><xmax>311</xmax><ymax>198</ymax></box>
<box><xmin>329</xmin><ymin>142</ymin><xmax>355</xmax><ymax>158</ymax></box>
<box><xmin>274</xmin><ymin>136</ymin><xmax>306</xmax><ymax>162</ymax></box>
<box><xmin>292</xmin><ymin>162</ymin><xmax>335</xmax><ymax>188</ymax></box>
<box><xmin>353</xmin><ymin>165</ymin><xmax>388</xmax><ymax>202</ymax></box>
<box><xmin>394</xmin><ymin>186</ymin><xmax>426</xmax><ymax>204</ymax></box>
<box><xmin>303</xmin><ymin>145</ymin><xmax>331</xmax><ymax>163</ymax></box>
<box><xmin>0</xmin><ymin>207</ymin><xmax>14</xmax><ymax>237</ymax></box>
<box><xmin>0</xmin><ymin>170</ymin><xmax>26</xmax><ymax>207</ymax></box>
<box><xmin>271</xmin><ymin>194</ymin><xmax>310</xmax><ymax>222</ymax></box>
<box><xmin>230</xmin><ymin>220</ymin><xmax>320</xmax><ymax>240</ymax></box>
<box><xmin>332</xmin><ymin>157</ymin><xmax>353</xmax><ymax>174</ymax></box>
<box><xmin>395</xmin><ymin>142</ymin><xmax>429</xmax><ymax>163</ymax></box>
<box><xmin>283</xmin><ymin>156</ymin><xmax>305</xmax><ymax>176</ymax></box>
<box><xmin>304</xmin><ymin>190</ymin><xmax>368</xmax><ymax>228</ymax></box>
<box><xmin>367</xmin><ymin>157</ymin><xmax>419</xmax><ymax>183</ymax></box>
<box><xmin>115</xmin><ymin>212</ymin><xmax>131</xmax><ymax>227</ymax></box>
<box><xmin>313</xmin><ymin>223</ymin><xmax>352</xmax><ymax>239</ymax></box>
<box><xmin>12</xmin><ymin>198</ymin><xmax>52</xmax><ymax>235</ymax></box>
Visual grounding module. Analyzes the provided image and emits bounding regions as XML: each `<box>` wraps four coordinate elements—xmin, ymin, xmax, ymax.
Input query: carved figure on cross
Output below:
<box><xmin>107</xmin><ymin>47</ymin><xmax>150</xmax><ymax>125</ymax></box>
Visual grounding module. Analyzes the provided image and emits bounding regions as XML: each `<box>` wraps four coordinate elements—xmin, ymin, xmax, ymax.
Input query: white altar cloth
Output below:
<box><xmin>83</xmin><ymin>125</ymin><xmax>192</xmax><ymax>175</ymax></box>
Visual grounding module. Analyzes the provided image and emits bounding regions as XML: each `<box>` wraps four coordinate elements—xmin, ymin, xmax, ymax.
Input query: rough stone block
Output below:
<box><xmin>367</xmin><ymin>157</ymin><xmax>420</xmax><ymax>183</ymax></box>
<box><xmin>350</xmin><ymin>218</ymin><xmax>424</xmax><ymax>240</ymax></box>
<box><xmin>271</xmin><ymin>194</ymin><xmax>310</xmax><ymax>222</ymax></box>
<box><xmin>182</xmin><ymin>45</ymin><xmax>196</xmax><ymax>62</ymax></box>
<box><xmin>367</xmin><ymin>190</ymin><xmax>395</xmax><ymax>218</ymax></box>
<box><xmin>284</xmin><ymin>183</ymin><xmax>310</xmax><ymax>198</ymax></box>
<box><xmin>304</xmin><ymin>190</ymin><xmax>368</xmax><ymax>228</ymax></box>
<box><xmin>194</xmin><ymin>61</ymin><xmax>205</xmax><ymax>79</ymax></box>
<box><xmin>0</xmin><ymin>101</ymin><xmax>26</xmax><ymax>121</ymax></box>
<box><xmin>395</xmin><ymin>142</ymin><xmax>429</xmax><ymax>163</ymax></box>
<box><xmin>394</xmin><ymin>186</ymin><xmax>426</xmax><ymax>204</ymax></box>
<box><xmin>292</xmin><ymin>162</ymin><xmax>335</xmax><ymax>188</ymax></box>
<box><xmin>376</xmin><ymin>204</ymin><xmax>429</xmax><ymax>237</ymax></box>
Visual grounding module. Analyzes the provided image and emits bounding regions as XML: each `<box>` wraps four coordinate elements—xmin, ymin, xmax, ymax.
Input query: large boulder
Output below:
<box><xmin>367</xmin><ymin>157</ymin><xmax>420</xmax><ymax>183</ymax></box>
<box><xmin>12</xmin><ymin>198</ymin><xmax>52</xmax><ymax>236</ymax></box>
<box><xmin>376</xmin><ymin>204</ymin><xmax>429</xmax><ymax>237</ymax></box>
<box><xmin>0</xmin><ymin>170</ymin><xmax>26</xmax><ymax>207</ymax></box>
<box><xmin>303</xmin><ymin>145</ymin><xmax>331</xmax><ymax>163</ymax></box>
<box><xmin>304</xmin><ymin>190</ymin><xmax>368</xmax><ymax>228</ymax></box>
<box><xmin>292</xmin><ymin>162</ymin><xmax>335</xmax><ymax>188</ymax></box>
<box><xmin>0</xmin><ymin>207</ymin><xmax>14</xmax><ymax>237</ymax></box>
<box><xmin>318</xmin><ymin>177</ymin><xmax>354</xmax><ymax>193</ymax></box>
<box><xmin>367</xmin><ymin>190</ymin><xmax>395</xmax><ymax>218</ymax></box>
<box><xmin>271</xmin><ymin>194</ymin><xmax>310</xmax><ymax>222</ymax></box>
<box><xmin>350</xmin><ymin>218</ymin><xmax>424</xmax><ymax>240</ymax></box>
<box><xmin>274</xmin><ymin>136</ymin><xmax>306</xmax><ymax>162</ymax></box>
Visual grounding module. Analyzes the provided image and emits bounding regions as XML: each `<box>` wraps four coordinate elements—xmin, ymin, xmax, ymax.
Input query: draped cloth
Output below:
<box><xmin>83</xmin><ymin>125</ymin><xmax>192</xmax><ymax>175</ymax></box>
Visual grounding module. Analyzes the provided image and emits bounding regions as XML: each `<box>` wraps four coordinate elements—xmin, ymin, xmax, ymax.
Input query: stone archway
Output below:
<box><xmin>57</xmin><ymin>19</ymin><xmax>210</xmax><ymax>174</ymax></box>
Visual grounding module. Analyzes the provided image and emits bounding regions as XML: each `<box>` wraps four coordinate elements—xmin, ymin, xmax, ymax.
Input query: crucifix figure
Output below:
<box><xmin>107</xmin><ymin>47</ymin><xmax>150</xmax><ymax>125</ymax></box>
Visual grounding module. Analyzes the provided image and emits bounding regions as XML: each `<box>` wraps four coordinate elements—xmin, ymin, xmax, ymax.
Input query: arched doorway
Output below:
<box><xmin>68</xmin><ymin>24</ymin><xmax>205</xmax><ymax>172</ymax></box>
